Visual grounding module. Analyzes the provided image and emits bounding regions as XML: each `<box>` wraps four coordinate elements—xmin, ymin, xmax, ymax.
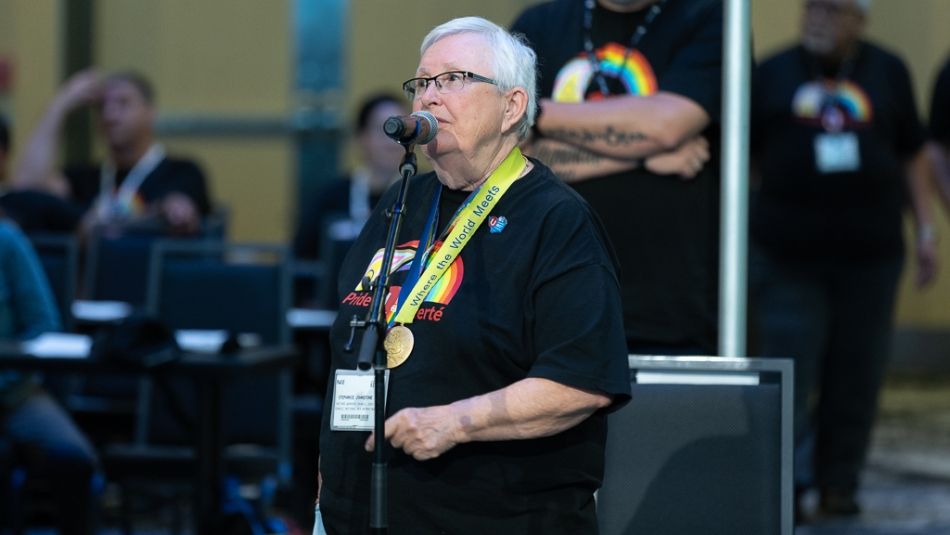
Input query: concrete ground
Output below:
<box><xmin>797</xmin><ymin>377</ymin><xmax>950</xmax><ymax>534</ymax></box>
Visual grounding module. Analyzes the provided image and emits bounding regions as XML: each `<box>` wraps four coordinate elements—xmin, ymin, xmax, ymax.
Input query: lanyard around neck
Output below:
<box><xmin>96</xmin><ymin>143</ymin><xmax>165</xmax><ymax>220</ymax></box>
<box><xmin>583</xmin><ymin>0</ymin><xmax>667</xmax><ymax>97</ymax></box>
<box><xmin>388</xmin><ymin>147</ymin><xmax>526</xmax><ymax>326</ymax></box>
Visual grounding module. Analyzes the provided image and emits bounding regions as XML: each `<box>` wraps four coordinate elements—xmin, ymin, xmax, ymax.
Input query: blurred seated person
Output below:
<box><xmin>293</xmin><ymin>93</ymin><xmax>406</xmax><ymax>260</ymax></box>
<box><xmin>6</xmin><ymin>69</ymin><xmax>211</xmax><ymax>237</ymax></box>
<box><xmin>0</xmin><ymin>211</ymin><xmax>100</xmax><ymax>535</ymax></box>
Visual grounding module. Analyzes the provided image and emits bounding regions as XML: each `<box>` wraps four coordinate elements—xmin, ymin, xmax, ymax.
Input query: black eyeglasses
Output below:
<box><xmin>402</xmin><ymin>71</ymin><xmax>497</xmax><ymax>100</ymax></box>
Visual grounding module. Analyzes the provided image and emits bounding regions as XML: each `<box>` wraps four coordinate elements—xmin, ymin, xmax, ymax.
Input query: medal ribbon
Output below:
<box><xmin>389</xmin><ymin>147</ymin><xmax>526</xmax><ymax>325</ymax></box>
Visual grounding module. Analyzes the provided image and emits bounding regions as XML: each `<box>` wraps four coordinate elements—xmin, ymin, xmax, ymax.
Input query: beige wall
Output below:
<box><xmin>1</xmin><ymin>0</ymin><xmax>61</xmax><ymax>153</ymax></box>
<box><xmin>95</xmin><ymin>0</ymin><xmax>294</xmax><ymax>243</ymax></box>
<box><xmin>3</xmin><ymin>0</ymin><xmax>950</xmax><ymax>326</ymax></box>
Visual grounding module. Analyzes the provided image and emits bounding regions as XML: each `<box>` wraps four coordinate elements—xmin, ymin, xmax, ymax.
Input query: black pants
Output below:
<box><xmin>751</xmin><ymin>249</ymin><xmax>903</xmax><ymax>492</ymax></box>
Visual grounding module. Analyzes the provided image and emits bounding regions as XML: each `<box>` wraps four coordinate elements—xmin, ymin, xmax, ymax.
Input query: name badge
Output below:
<box><xmin>330</xmin><ymin>369</ymin><xmax>389</xmax><ymax>431</ymax></box>
<box><xmin>814</xmin><ymin>132</ymin><xmax>860</xmax><ymax>174</ymax></box>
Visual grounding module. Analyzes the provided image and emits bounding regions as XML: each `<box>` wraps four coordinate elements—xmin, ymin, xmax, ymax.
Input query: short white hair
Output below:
<box><xmin>420</xmin><ymin>16</ymin><xmax>537</xmax><ymax>141</ymax></box>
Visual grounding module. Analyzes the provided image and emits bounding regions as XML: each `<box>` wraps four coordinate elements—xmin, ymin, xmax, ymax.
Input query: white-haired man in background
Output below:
<box><xmin>750</xmin><ymin>0</ymin><xmax>939</xmax><ymax>522</ymax></box>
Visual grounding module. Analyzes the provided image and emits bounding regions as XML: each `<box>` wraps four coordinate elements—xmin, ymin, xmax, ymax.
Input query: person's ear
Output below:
<box><xmin>502</xmin><ymin>87</ymin><xmax>529</xmax><ymax>133</ymax></box>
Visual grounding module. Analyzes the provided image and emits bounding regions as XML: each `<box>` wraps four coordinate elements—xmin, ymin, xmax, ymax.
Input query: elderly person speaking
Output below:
<box><xmin>317</xmin><ymin>16</ymin><xmax>630</xmax><ymax>534</ymax></box>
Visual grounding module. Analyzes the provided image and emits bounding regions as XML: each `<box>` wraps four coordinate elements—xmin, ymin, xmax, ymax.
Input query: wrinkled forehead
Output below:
<box><xmin>416</xmin><ymin>33</ymin><xmax>493</xmax><ymax>76</ymax></box>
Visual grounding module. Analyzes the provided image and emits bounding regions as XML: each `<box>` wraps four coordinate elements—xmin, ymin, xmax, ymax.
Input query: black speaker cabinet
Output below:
<box><xmin>598</xmin><ymin>356</ymin><xmax>793</xmax><ymax>535</ymax></box>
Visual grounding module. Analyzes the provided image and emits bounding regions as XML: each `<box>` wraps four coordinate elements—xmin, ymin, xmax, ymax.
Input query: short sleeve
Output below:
<box><xmin>169</xmin><ymin>160</ymin><xmax>213</xmax><ymax>216</ymax></box>
<box><xmin>656</xmin><ymin>0</ymin><xmax>724</xmax><ymax>123</ymax></box>
<box><xmin>62</xmin><ymin>164</ymin><xmax>103</xmax><ymax>207</ymax></box>
<box><xmin>524</xmin><ymin>199</ymin><xmax>630</xmax><ymax>407</ymax></box>
<box><xmin>529</xmin><ymin>262</ymin><xmax>631</xmax><ymax>407</ymax></box>
<box><xmin>0</xmin><ymin>223</ymin><xmax>61</xmax><ymax>338</ymax></box>
<box><xmin>889</xmin><ymin>56</ymin><xmax>927</xmax><ymax>158</ymax></box>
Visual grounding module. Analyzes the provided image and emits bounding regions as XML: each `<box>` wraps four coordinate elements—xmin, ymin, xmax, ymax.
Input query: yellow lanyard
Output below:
<box><xmin>392</xmin><ymin>147</ymin><xmax>526</xmax><ymax>324</ymax></box>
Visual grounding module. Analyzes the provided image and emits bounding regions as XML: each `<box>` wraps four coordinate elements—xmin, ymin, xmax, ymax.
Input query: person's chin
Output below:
<box><xmin>423</xmin><ymin>140</ymin><xmax>442</xmax><ymax>160</ymax></box>
<box><xmin>104</xmin><ymin>132</ymin><xmax>127</xmax><ymax>147</ymax></box>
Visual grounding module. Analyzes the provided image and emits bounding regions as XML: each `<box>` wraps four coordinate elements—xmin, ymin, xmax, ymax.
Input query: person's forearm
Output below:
<box><xmin>11</xmin><ymin>97</ymin><xmax>71</xmax><ymax>192</ymax></box>
<box><xmin>524</xmin><ymin>138</ymin><xmax>639</xmax><ymax>183</ymax></box>
<box><xmin>906</xmin><ymin>146</ymin><xmax>940</xmax><ymax>287</ymax></box>
<box><xmin>371</xmin><ymin>377</ymin><xmax>612</xmax><ymax>460</ymax></box>
<box><xmin>450</xmin><ymin>377</ymin><xmax>611</xmax><ymax>442</ymax></box>
<box><xmin>906</xmin><ymin>147</ymin><xmax>937</xmax><ymax>234</ymax></box>
<box><xmin>536</xmin><ymin>92</ymin><xmax>709</xmax><ymax>160</ymax></box>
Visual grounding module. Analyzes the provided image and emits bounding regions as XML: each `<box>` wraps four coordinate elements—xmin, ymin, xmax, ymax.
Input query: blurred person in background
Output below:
<box><xmin>1</xmin><ymin>114</ymin><xmax>100</xmax><ymax>534</ymax></box>
<box><xmin>5</xmin><ymin>69</ymin><xmax>211</xmax><ymax>236</ymax></box>
<box><xmin>750</xmin><ymin>0</ymin><xmax>938</xmax><ymax>521</ymax></box>
<box><xmin>293</xmin><ymin>93</ymin><xmax>407</xmax><ymax>307</ymax></box>
<box><xmin>294</xmin><ymin>92</ymin><xmax>407</xmax><ymax>263</ymax></box>
<box><xmin>511</xmin><ymin>0</ymin><xmax>723</xmax><ymax>355</ymax></box>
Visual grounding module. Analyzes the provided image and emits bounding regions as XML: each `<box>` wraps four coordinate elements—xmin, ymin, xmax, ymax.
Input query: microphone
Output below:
<box><xmin>383</xmin><ymin>111</ymin><xmax>438</xmax><ymax>145</ymax></box>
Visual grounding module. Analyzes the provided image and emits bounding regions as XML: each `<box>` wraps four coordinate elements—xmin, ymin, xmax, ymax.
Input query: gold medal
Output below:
<box><xmin>384</xmin><ymin>325</ymin><xmax>414</xmax><ymax>368</ymax></box>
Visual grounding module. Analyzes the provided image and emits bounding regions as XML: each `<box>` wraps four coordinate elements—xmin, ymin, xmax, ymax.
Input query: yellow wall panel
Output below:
<box><xmin>2</xmin><ymin>0</ymin><xmax>60</xmax><ymax>153</ymax></box>
<box><xmin>95</xmin><ymin>0</ymin><xmax>293</xmax><ymax>241</ymax></box>
<box><xmin>97</xmin><ymin>0</ymin><xmax>292</xmax><ymax>113</ymax></box>
<box><xmin>163</xmin><ymin>138</ymin><xmax>293</xmax><ymax>244</ymax></box>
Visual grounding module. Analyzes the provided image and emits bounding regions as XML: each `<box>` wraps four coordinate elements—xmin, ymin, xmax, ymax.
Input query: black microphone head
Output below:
<box><xmin>411</xmin><ymin>111</ymin><xmax>438</xmax><ymax>144</ymax></box>
<box><xmin>383</xmin><ymin>116</ymin><xmax>406</xmax><ymax>138</ymax></box>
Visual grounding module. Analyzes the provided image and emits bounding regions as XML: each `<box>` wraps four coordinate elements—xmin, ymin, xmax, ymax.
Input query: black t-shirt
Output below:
<box><xmin>319</xmin><ymin>161</ymin><xmax>631</xmax><ymax>535</ymax></box>
<box><xmin>512</xmin><ymin>0</ymin><xmax>723</xmax><ymax>351</ymax></box>
<box><xmin>751</xmin><ymin>43</ymin><xmax>926</xmax><ymax>260</ymax></box>
<box><xmin>63</xmin><ymin>157</ymin><xmax>212</xmax><ymax>216</ymax></box>
<box><xmin>931</xmin><ymin>55</ymin><xmax>950</xmax><ymax>146</ymax></box>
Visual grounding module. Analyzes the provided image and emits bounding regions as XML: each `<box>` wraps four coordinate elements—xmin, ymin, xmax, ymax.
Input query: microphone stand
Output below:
<box><xmin>348</xmin><ymin>142</ymin><xmax>418</xmax><ymax>533</ymax></box>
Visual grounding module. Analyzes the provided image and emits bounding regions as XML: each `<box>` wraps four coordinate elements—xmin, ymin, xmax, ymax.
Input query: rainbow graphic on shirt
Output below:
<box><xmin>107</xmin><ymin>191</ymin><xmax>148</xmax><ymax>219</ymax></box>
<box><xmin>420</xmin><ymin>241</ymin><xmax>464</xmax><ymax>305</ymax></box>
<box><xmin>354</xmin><ymin>242</ymin><xmax>417</xmax><ymax>292</ymax></box>
<box><xmin>552</xmin><ymin>43</ymin><xmax>658</xmax><ymax>102</ymax></box>
<box><xmin>129</xmin><ymin>193</ymin><xmax>147</xmax><ymax>215</ymax></box>
<box><xmin>356</xmin><ymin>240</ymin><xmax>464</xmax><ymax>309</ymax></box>
<box><xmin>792</xmin><ymin>79</ymin><xmax>873</xmax><ymax>124</ymax></box>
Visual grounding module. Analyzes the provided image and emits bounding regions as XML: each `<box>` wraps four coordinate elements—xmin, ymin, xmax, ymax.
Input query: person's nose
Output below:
<box><xmin>419</xmin><ymin>81</ymin><xmax>442</xmax><ymax>107</ymax></box>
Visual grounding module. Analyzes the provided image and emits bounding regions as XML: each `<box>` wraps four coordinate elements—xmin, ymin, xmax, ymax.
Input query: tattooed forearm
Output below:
<box><xmin>526</xmin><ymin>142</ymin><xmax>638</xmax><ymax>183</ymax></box>
<box><xmin>544</xmin><ymin>125</ymin><xmax>649</xmax><ymax>147</ymax></box>
<box><xmin>530</xmin><ymin>144</ymin><xmax>604</xmax><ymax>168</ymax></box>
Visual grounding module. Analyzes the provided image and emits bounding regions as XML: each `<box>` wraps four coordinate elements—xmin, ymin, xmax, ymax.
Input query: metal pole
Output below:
<box><xmin>718</xmin><ymin>0</ymin><xmax>751</xmax><ymax>358</ymax></box>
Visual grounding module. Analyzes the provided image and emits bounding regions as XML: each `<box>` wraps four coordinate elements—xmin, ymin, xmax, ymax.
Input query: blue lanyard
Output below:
<box><xmin>390</xmin><ymin>185</ymin><xmax>442</xmax><ymax>325</ymax></box>
<box><xmin>389</xmin><ymin>180</ymin><xmax>487</xmax><ymax>326</ymax></box>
